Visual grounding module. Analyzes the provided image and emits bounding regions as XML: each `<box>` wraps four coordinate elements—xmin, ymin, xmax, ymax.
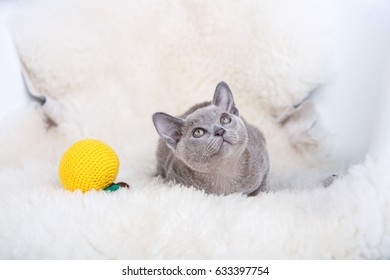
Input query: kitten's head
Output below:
<box><xmin>153</xmin><ymin>82</ymin><xmax>248</xmax><ymax>172</ymax></box>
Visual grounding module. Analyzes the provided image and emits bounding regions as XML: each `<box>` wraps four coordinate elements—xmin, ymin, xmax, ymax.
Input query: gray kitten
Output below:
<box><xmin>152</xmin><ymin>81</ymin><xmax>269</xmax><ymax>196</ymax></box>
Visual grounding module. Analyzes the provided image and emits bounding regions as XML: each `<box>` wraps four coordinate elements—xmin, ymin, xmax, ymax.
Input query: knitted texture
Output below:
<box><xmin>59</xmin><ymin>140</ymin><xmax>119</xmax><ymax>192</ymax></box>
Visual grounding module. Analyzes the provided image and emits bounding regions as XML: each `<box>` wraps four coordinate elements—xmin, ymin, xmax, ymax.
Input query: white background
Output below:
<box><xmin>311</xmin><ymin>0</ymin><xmax>390</xmax><ymax>165</ymax></box>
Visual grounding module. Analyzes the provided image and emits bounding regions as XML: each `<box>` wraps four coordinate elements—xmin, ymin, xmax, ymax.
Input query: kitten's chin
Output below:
<box><xmin>218</xmin><ymin>140</ymin><xmax>232</xmax><ymax>154</ymax></box>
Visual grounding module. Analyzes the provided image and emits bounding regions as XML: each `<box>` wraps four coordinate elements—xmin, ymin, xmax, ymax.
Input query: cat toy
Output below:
<box><xmin>58</xmin><ymin>139</ymin><xmax>129</xmax><ymax>192</ymax></box>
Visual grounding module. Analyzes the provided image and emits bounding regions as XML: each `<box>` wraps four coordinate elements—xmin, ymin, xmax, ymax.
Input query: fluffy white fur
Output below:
<box><xmin>0</xmin><ymin>0</ymin><xmax>389</xmax><ymax>259</ymax></box>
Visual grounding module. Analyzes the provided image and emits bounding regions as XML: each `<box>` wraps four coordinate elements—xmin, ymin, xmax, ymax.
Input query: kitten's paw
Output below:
<box><xmin>322</xmin><ymin>174</ymin><xmax>338</xmax><ymax>188</ymax></box>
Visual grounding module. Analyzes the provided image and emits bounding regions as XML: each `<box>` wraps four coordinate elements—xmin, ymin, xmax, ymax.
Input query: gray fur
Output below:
<box><xmin>152</xmin><ymin>81</ymin><xmax>269</xmax><ymax>196</ymax></box>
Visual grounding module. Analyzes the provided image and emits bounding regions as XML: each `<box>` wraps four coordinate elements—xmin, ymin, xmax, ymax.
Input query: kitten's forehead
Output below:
<box><xmin>185</xmin><ymin>106</ymin><xmax>220</xmax><ymax>126</ymax></box>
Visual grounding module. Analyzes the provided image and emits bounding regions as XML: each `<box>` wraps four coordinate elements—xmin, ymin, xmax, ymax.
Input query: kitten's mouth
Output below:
<box><xmin>222</xmin><ymin>139</ymin><xmax>232</xmax><ymax>145</ymax></box>
<box><xmin>210</xmin><ymin>138</ymin><xmax>233</xmax><ymax>155</ymax></box>
<box><xmin>217</xmin><ymin>139</ymin><xmax>232</xmax><ymax>152</ymax></box>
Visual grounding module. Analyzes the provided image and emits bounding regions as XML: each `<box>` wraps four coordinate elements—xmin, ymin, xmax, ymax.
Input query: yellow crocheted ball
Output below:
<box><xmin>59</xmin><ymin>139</ymin><xmax>119</xmax><ymax>192</ymax></box>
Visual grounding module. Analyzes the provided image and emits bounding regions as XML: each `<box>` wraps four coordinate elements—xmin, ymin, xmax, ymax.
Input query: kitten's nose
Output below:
<box><xmin>214</xmin><ymin>127</ymin><xmax>226</xmax><ymax>137</ymax></box>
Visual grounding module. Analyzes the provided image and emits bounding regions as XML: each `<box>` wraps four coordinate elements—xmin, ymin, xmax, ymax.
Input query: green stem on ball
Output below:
<box><xmin>103</xmin><ymin>182</ymin><xmax>130</xmax><ymax>192</ymax></box>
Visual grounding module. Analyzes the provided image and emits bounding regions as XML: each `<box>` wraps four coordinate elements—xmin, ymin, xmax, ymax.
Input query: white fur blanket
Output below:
<box><xmin>0</xmin><ymin>0</ymin><xmax>389</xmax><ymax>259</ymax></box>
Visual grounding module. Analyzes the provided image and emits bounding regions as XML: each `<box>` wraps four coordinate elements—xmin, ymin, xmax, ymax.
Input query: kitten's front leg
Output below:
<box><xmin>247</xmin><ymin>173</ymin><xmax>269</xmax><ymax>197</ymax></box>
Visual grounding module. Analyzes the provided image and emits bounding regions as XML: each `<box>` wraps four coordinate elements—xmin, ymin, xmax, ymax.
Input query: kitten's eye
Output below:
<box><xmin>193</xmin><ymin>128</ymin><xmax>205</xmax><ymax>138</ymax></box>
<box><xmin>220</xmin><ymin>115</ymin><xmax>231</xmax><ymax>124</ymax></box>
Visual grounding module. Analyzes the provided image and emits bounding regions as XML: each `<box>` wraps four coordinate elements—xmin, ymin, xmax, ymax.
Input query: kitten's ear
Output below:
<box><xmin>212</xmin><ymin>81</ymin><xmax>239</xmax><ymax>116</ymax></box>
<box><xmin>152</xmin><ymin>112</ymin><xmax>184</xmax><ymax>149</ymax></box>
